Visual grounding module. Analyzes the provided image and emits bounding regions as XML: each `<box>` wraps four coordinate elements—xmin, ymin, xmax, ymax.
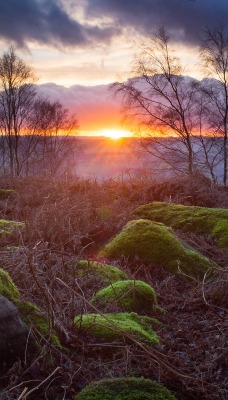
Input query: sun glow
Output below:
<box><xmin>102</xmin><ymin>129</ymin><xmax>132</xmax><ymax>139</ymax></box>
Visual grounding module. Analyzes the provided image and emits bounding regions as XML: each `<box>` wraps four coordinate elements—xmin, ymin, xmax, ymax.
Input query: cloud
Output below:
<box><xmin>0</xmin><ymin>0</ymin><xmax>119</xmax><ymax>48</ymax></box>
<box><xmin>36</xmin><ymin>82</ymin><xmax>121</xmax><ymax>131</ymax></box>
<box><xmin>85</xmin><ymin>0</ymin><xmax>228</xmax><ymax>45</ymax></box>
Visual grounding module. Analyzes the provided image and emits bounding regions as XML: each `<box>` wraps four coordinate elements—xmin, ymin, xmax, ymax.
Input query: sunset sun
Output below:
<box><xmin>102</xmin><ymin>129</ymin><xmax>131</xmax><ymax>139</ymax></box>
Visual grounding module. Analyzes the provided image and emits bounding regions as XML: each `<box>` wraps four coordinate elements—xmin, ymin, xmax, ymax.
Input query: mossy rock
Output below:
<box><xmin>135</xmin><ymin>202</ymin><xmax>228</xmax><ymax>248</ymax></box>
<box><xmin>0</xmin><ymin>189</ymin><xmax>14</xmax><ymax>199</ymax></box>
<box><xmin>0</xmin><ymin>219</ymin><xmax>24</xmax><ymax>235</ymax></box>
<box><xmin>75</xmin><ymin>377</ymin><xmax>177</xmax><ymax>399</ymax></box>
<box><xmin>99</xmin><ymin>219</ymin><xmax>216</xmax><ymax>280</ymax></box>
<box><xmin>0</xmin><ymin>268</ymin><xmax>20</xmax><ymax>302</ymax></box>
<box><xmin>76</xmin><ymin>260</ymin><xmax>128</xmax><ymax>284</ymax></box>
<box><xmin>0</xmin><ymin>268</ymin><xmax>61</xmax><ymax>348</ymax></box>
<box><xmin>17</xmin><ymin>301</ymin><xmax>61</xmax><ymax>348</ymax></box>
<box><xmin>92</xmin><ymin>280</ymin><xmax>161</xmax><ymax>314</ymax></box>
<box><xmin>74</xmin><ymin>312</ymin><xmax>159</xmax><ymax>346</ymax></box>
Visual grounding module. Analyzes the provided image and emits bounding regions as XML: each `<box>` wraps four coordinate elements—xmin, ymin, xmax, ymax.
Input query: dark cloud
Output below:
<box><xmin>85</xmin><ymin>0</ymin><xmax>228</xmax><ymax>45</ymax></box>
<box><xmin>0</xmin><ymin>0</ymin><xmax>119</xmax><ymax>48</ymax></box>
<box><xmin>1</xmin><ymin>0</ymin><xmax>226</xmax><ymax>49</ymax></box>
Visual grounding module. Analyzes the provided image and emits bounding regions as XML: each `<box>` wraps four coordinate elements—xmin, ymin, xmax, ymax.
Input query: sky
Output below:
<box><xmin>0</xmin><ymin>0</ymin><xmax>226</xmax><ymax>136</ymax></box>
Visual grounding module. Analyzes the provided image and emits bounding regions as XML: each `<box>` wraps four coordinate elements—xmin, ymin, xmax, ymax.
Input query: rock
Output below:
<box><xmin>99</xmin><ymin>219</ymin><xmax>216</xmax><ymax>280</ymax></box>
<box><xmin>0</xmin><ymin>295</ymin><xmax>35</xmax><ymax>370</ymax></box>
<box><xmin>92</xmin><ymin>280</ymin><xmax>162</xmax><ymax>314</ymax></box>
<box><xmin>0</xmin><ymin>189</ymin><xmax>14</xmax><ymax>199</ymax></box>
<box><xmin>76</xmin><ymin>260</ymin><xmax>128</xmax><ymax>284</ymax></box>
<box><xmin>134</xmin><ymin>201</ymin><xmax>228</xmax><ymax>248</ymax></box>
<box><xmin>74</xmin><ymin>312</ymin><xmax>160</xmax><ymax>346</ymax></box>
<box><xmin>0</xmin><ymin>219</ymin><xmax>24</xmax><ymax>236</ymax></box>
<box><xmin>74</xmin><ymin>377</ymin><xmax>177</xmax><ymax>399</ymax></box>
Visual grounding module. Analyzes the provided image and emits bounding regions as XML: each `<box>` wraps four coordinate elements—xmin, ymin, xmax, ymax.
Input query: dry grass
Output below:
<box><xmin>0</xmin><ymin>173</ymin><xmax>227</xmax><ymax>400</ymax></box>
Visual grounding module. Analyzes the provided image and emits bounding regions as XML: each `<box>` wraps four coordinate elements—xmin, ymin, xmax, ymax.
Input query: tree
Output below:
<box><xmin>0</xmin><ymin>47</ymin><xmax>79</xmax><ymax>177</ymax></box>
<box><xmin>200</xmin><ymin>26</ymin><xmax>228</xmax><ymax>185</ymax></box>
<box><xmin>112</xmin><ymin>27</ymin><xmax>200</xmax><ymax>176</ymax></box>
<box><xmin>28</xmin><ymin>98</ymin><xmax>79</xmax><ymax>176</ymax></box>
<box><xmin>0</xmin><ymin>46</ymin><xmax>36</xmax><ymax>175</ymax></box>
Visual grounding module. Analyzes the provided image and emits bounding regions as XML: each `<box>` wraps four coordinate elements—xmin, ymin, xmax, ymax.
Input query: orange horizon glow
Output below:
<box><xmin>99</xmin><ymin>129</ymin><xmax>132</xmax><ymax>139</ymax></box>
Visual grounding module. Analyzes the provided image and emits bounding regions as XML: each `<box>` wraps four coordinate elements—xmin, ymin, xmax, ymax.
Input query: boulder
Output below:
<box><xmin>76</xmin><ymin>260</ymin><xmax>128</xmax><ymax>284</ymax></box>
<box><xmin>0</xmin><ymin>295</ymin><xmax>34</xmax><ymax>370</ymax></box>
<box><xmin>135</xmin><ymin>202</ymin><xmax>228</xmax><ymax>248</ymax></box>
<box><xmin>99</xmin><ymin>219</ymin><xmax>216</xmax><ymax>280</ymax></box>
<box><xmin>92</xmin><ymin>280</ymin><xmax>162</xmax><ymax>314</ymax></box>
<box><xmin>74</xmin><ymin>312</ymin><xmax>160</xmax><ymax>346</ymax></box>
<box><xmin>75</xmin><ymin>377</ymin><xmax>177</xmax><ymax>399</ymax></box>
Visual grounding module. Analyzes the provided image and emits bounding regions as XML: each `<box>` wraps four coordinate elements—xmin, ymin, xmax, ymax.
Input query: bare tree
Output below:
<box><xmin>0</xmin><ymin>46</ymin><xmax>36</xmax><ymax>175</ymax></box>
<box><xmin>112</xmin><ymin>27</ymin><xmax>200</xmax><ymax>176</ymax></box>
<box><xmin>28</xmin><ymin>98</ymin><xmax>79</xmax><ymax>176</ymax></box>
<box><xmin>0</xmin><ymin>47</ymin><xmax>79</xmax><ymax>177</ymax></box>
<box><xmin>200</xmin><ymin>26</ymin><xmax>228</xmax><ymax>185</ymax></box>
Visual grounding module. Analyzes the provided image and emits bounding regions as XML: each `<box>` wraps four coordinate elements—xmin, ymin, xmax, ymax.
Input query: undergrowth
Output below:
<box><xmin>0</xmin><ymin>173</ymin><xmax>227</xmax><ymax>400</ymax></box>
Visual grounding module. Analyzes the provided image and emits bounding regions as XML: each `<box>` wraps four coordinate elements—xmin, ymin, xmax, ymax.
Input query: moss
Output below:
<box><xmin>76</xmin><ymin>260</ymin><xmax>128</xmax><ymax>284</ymax></box>
<box><xmin>0</xmin><ymin>219</ymin><xmax>24</xmax><ymax>235</ymax></box>
<box><xmin>135</xmin><ymin>202</ymin><xmax>228</xmax><ymax>248</ymax></box>
<box><xmin>75</xmin><ymin>377</ymin><xmax>177</xmax><ymax>400</ymax></box>
<box><xmin>0</xmin><ymin>268</ymin><xmax>20</xmax><ymax>302</ymax></box>
<box><xmin>92</xmin><ymin>280</ymin><xmax>161</xmax><ymax>314</ymax></box>
<box><xmin>17</xmin><ymin>301</ymin><xmax>62</xmax><ymax>348</ymax></box>
<box><xmin>0</xmin><ymin>269</ymin><xmax>61</xmax><ymax>347</ymax></box>
<box><xmin>0</xmin><ymin>189</ymin><xmax>14</xmax><ymax>199</ymax></box>
<box><xmin>74</xmin><ymin>312</ymin><xmax>159</xmax><ymax>346</ymax></box>
<box><xmin>100</xmin><ymin>220</ymin><xmax>216</xmax><ymax>280</ymax></box>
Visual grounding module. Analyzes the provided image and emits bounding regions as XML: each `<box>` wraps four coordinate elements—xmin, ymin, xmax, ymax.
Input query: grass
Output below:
<box><xmin>0</xmin><ymin>174</ymin><xmax>227</xmax><ymax>400</ymax></box>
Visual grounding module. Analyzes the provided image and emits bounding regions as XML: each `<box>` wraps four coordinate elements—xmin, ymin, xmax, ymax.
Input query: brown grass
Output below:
<box><xmin>0</xmin><ymin>173</ymin><xmax>227</xmax><ymax>400</ymax></box>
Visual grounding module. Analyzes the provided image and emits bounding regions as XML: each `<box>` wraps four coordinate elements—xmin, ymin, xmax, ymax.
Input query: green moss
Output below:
<box><xmin>74</xmin><ymin>312</ymin><xmax>159</xmax><ymax>346</ymax></box>
<box><xmin>92</xmin><ymin>280</ymin><xmax>161</xmax><ymax>314</ymax></box>
<box><xmin>0</xmin><ymin>269</ymin><xmax>61</xmax><ymax>348</ymax></box>
<box><xmin>135</xmin><ymin>202</ymin><xmax>228</xmax><ymax>248</ymax></box>
<box><xmin>0</xmin><ymin>268</ymin><xmax>20</xmax><ymax>302</ymax></box>
<box><xmin>76</xmin><ymin>260</ymin><xmax>128</xmax><ymax>284</ymax></box>
<box><xmin>100</xmin><ymin>220</ymin><xmax>216</xmax><ymax>280</ymax></box>
<box><xmin>0</xmin><ymin>189</ymin><xmax>14</xmax><ymax>199</ymax></box>
<box><xmin>17</xmin><ymin>301</ymin><xmax>62</xmax><ymax>348</ymax></box>
<box><xmin>0</xmin><ymin>219</ymin><xmax>24</xmax><ymax>235</ymax></box>
<box><xmin>75</xmin><ymin>377</ymin><xmax>177</xmax><ymax>400</ymax></box>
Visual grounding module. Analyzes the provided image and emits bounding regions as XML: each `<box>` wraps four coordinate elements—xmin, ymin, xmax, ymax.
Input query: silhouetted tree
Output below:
<box><xmin>0</xmin><ymin>47</ymin><xmax>79</xmax><ymax>177</ymax></box>
<box><xmin>112</xmin><ymin>27</ymin><xmax>200</xmax><ymax>176</ymax></box>
<box><xmin>200</xmin><ymin>26</ymin><xmax>228</xmax><ymax>185</ymax></box>
<box><xmin>0</xmin><ymin>46</ymin><xmax>36</xmax><ymax>175</ymax></box>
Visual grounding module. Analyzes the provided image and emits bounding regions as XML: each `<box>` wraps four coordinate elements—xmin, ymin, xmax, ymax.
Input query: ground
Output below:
<box><xmin>0</xmin><ymin>175</ymin><xmax>227</xmax><ymax>400</ymax></box>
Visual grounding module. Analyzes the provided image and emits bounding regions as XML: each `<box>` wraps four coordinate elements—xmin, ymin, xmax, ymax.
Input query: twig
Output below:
<box><xmin>56</xmin><ymin>277</ymin><xmax>192</xmax><ymax>380</ymax></box>
<box><xmin>17</xmin><ymin>367</ymin><xmax>61</xmax><ymax>400</ymax></box>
